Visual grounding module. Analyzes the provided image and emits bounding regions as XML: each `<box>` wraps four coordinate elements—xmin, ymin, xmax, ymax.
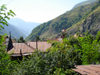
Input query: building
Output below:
<box><xmin>72</xmin><ymin>65</ymin><xmax>100</xmax><ymax>75</ymax></box>
<box><xmin>6</xmin><ymin>35</ymin><xmax>51</xmax><ymax>60</ymax></box>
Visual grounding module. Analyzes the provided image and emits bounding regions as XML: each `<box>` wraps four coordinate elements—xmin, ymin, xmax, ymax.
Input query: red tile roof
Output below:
<box><xmin>27</xmin><ymin>42</ymin><xmax>51</xmax><ymax>51</ymax></box>
<box><xmin>8</xmin><ymin>42</ymin><xmax>51</xmax><ymax>56</ymax></box>
<box><xmin>8</xmin><ymin>43</ymin><xmax>35</xmax><ymax>56</ymax></box>
<box><xmin>72</xmin><ymin>65</ymin><xmax>100</xmax><ymax>75</ymax></box>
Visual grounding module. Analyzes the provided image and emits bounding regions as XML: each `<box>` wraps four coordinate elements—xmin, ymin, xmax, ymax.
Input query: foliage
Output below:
<box><xmin>12</xmin><ymin>31</ymin><xmax>100</xmax><ymax>75</ymax></box>
<box><xmin>1</xmin><ymin>32</ymin><xmax>100</xmax><ymax>75</ymax></box>
<box><xmin>1</xmin><ymin>0</ymin><xmax>100</xmax><ymax>75</ymax></box>
<box><xmin>18</xmin><ymin>36</ymin><xmax>25</xmax><ymax>43</ymax></box>
<box><xmin>26</xmin><ymin>0</ymin><xmax>98</xmax><ymax>41</ymax></box>
<box><xmin>0</xmin><ymin>4</ymin><xmax>15</xmax><ymax>29</ymax></box>
<box><xmin>66</xmin><ymin>5</ymin><xmax>100</xmax><ymax>36</ymax></box>
<box><xmin>0</xmin><ymin>4</ymin><xmax>15</xmax><ymax>75</ymax></box>
<box><xmin>0</xmin><ymin>35</ymin><xmax>10</xmax><ymax>75</ymax></box>
<box><xmin>11</xmin><ymin>50</ymin><xmax>77</xmax><ymax>75</ymax></box>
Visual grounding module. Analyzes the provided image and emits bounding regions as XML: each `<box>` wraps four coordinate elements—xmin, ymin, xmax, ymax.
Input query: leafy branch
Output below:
<box><xmin>0</xmin><ymin>4</ymin><xmax>15</xmax><ymax>29</ymax></box>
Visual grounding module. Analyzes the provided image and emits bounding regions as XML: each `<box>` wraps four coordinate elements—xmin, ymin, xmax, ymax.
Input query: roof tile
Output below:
<box><xmin>72</xmin><ymin>65</ymin><xmax>100</xmax><ymax>75</ymax></box>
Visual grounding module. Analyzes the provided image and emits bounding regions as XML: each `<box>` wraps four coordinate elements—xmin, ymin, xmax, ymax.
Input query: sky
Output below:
<box><xmin>0</xmin><ymin>0</ymin><xmax>87</xmax><ymax>23</ymax></box>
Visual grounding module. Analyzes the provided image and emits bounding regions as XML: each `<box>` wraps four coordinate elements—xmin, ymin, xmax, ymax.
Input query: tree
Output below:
<box><xmin>18</xmin><ymin>36</ymin><xmax>25</xmax><ymax>43</ymax></box>
<box><xmin>0</xmin><ymin>4</ymin><xmax>15</xmax><ymax>29</ymax></box>
<box><xmin>99</xmin><ymin>0</ymin><xmax>100</xmax><ymax>3</ymax></box>
<box><xmin>0</xmin><ymin>4</ymin><xmax>15</xmax><ymax>75</ymax></box>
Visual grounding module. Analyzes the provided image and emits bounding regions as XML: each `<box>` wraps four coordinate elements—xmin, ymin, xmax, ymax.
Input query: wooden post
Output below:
<box><xmin>20</xmin><ymin>49</ymin><xmax>23</xmax><ymax>60</ymax></box>
<box><xmin>36</xmin><ymin>36</ymin><xmax>40</xmax><ymax>50</ymax></box>
<box><xmin>36</xmin><ymin>40</ymin><xmax>38</xmax><ymax>50</ymax></box>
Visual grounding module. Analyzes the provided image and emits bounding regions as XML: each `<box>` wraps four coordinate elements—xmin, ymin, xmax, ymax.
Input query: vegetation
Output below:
<box><xmin>0</xmin><ymin>35</ymin><xmax>10</xmax><ymax>75</ymax></box>
<box><xmin>26</xmin><ymin>0</ymin><xmax>99</xmax><ymax>41</ymax></box>
<box><xmin>18</xmin><ymin>36</ymin><xmax>25</xmax><ymax>43</ymax></box>
<box><xmin>0</xmin><ymin>4</ymin><xmax>15</xmax><ymax>75</ymax></box>
<box><xmin>1</xmin><ymin>0</ymin><xmax>100</xmax><ymax>75</ymax></box>
<box><xmin>0</xmin><ymin>4</ymin><xmax>15</xmax><ymax>29</ymax></box>
<box><xmin>5</xmin><ymin>32</ymin><xmax>100</xmax><ymax>75</ymax></box>
<box><xmin>66</xmin><ymin>5</ymin><xmax>100</xmax><ymax>36</ymax></box>
<box><xmin>0</xmin><ymin>4</ymin><xmax>23</xmax><ymax>39</ymax></box>
<box><xmin>1</xmin><ymin>31</ymin><xmax>100</xmax><ymax>74</ymax></box>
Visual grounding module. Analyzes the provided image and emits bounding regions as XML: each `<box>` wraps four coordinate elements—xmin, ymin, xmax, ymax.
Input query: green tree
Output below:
<box><xmin>0</xmin><ymin>35</ymin><xmax>10</xmax><ymax>75</ymax></box>
<box><xmin>0</xmin><ymin>4</ymin><xmax>15</xmax><ymax>75</ymax></box>
<box><xmin>99</xmin><ymin>0</ymin><xmax>100</xmax><ymax>3</ymax></box>
<box><xmin>0</xmin><ymin>4</ymin><xmax>15</xmax><ymax>29</ymax></box>
<box><xmin>18</xmin><ymin>36</ymin><xmax>25</xmax><ymax>43</ymax></box>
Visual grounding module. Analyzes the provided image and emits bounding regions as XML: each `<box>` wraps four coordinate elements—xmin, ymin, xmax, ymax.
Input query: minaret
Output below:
<box><xmin>7</xmin><ymin>32</ymin><xmax>13</xmax><ymax>51</ymax></box>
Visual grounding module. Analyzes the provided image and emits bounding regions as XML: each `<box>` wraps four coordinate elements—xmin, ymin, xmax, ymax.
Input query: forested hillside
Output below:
<box><xmin>74</xmin><ymin>0</ymin><xmax>97</xmax><ymax>8</ymax></box>
<box><xmin>26</xmin><ymin>0</ymin><xmax>99</xmax><ymax>41</ymax></box>
<box><xmin>66</xmin><ymin>5</ymin><xmax>100</xmax><ymax>36</ymax></box>
<box><xmin>1</xmin><ymin>2</ymin><xmax>100</xmax><ymax>75</ymax></box>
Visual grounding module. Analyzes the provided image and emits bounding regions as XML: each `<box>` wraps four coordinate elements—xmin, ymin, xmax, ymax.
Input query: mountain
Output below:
<box><xmin>74</xmin><ymin>0</ymin><xmax>97</xmax><ymax>8</ymax></box>
<box><xmin>0</xmin><ymin>23</ymin><xmax>24</xmax><ymax>39</ymax></box>
<box><xmin>8</xmin><ymin>18</ymin><xmax>40</xmax><ymax>37</ymax></box>
<box><xmin>26</xmin><ymin>0</ymin><xmax>99</xmax><ymax>41</ymax></box>
<box><xmin>66</xmin><ymin>5</ymin><xmax>100</xmax><ymax>36</ymax></box>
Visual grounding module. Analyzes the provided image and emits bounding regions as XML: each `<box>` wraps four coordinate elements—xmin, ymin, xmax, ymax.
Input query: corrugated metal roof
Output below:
<box><xmin>72</xmin><ymin>65</ymin><xmax>100</xmax><ymax>75</ymax></box>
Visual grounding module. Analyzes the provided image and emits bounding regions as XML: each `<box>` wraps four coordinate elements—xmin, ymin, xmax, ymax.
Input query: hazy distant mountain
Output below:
<box><xmin>0</xmin><ymin>23</ymin><xmax>25</xmax><ymax>39</ymax></box>
<box><xmin>8</xmin><ymin>18</ymin><xmax>40</xmax><ymax>37</ymax></box>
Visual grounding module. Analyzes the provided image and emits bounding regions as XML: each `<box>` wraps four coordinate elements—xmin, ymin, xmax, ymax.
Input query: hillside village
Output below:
<box><xmin>5</xmin><ymin>31</ymin><xmax>66</xmax><ymax>60</ymax></box>
<box><xmin>1</xmin><ymin>0</ymin><xmax>100</xmax><ymax>75</ymax></box>
<box><xmin>5</xmin><ymin>34</ymin><xmax>51</xmax><ymax>59</ymax></box>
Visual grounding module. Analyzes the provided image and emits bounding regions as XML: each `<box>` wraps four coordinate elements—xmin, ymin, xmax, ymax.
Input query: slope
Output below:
<box><xmin>0</xmin><ymin>23</ymin><xmax>25</xmax><ymax>39</ymax></box>
<box><xmin>74</xmin><ymin>0</ymin><xmax>97</xmax><ymax>8</ymax></box>
<box><xmin>26</xmin><ymin>0</ymin><xmax>98</xmax><ymax>41</ymax></box>
<box><xmin>66</xmin><ymin>5</ymin><xmax>100</xmax><ymax>36</ymax></box>
<box><xmin>8</xmin><ymin>18</ymin><xmax>40</xmax><ymax>37</ymax></box>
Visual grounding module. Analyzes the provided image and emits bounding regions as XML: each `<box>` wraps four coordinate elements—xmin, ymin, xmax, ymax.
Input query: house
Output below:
<box><xmin>72</xmin><ymin>65</ymin><xmax>100</xmax><ymax>75</ymax></box>
<box><xmin>6</xmin><ymin>35</ymin><xmax>51</xmax><ymax>60</ymax></box>
<box><xmin>27</xmin><ymin>41</ymin><xmax>51</xmax><ymax>51</ymax></box>
<box><xmin>8</xmin><ymin>43</ymin><xmax>35</xmax><ymax>56</ymax></box>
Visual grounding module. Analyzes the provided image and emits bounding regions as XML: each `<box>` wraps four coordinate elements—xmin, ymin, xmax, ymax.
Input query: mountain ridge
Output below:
<box><xmin>74</xmin><ymin>0</ymin><xmax>97</xmax><ymax>8</ymax></box>
<box><xmin>8</xmin><ymin>18</ymin><xmax>40</xmax><ymax>37</ymax></box>
<box><xmin>0</xmin><ymin>23</ymin><xmax>24</xmax><ymax>39</ymax></box>
<box><xmin>26</xmin><ymin>0</ymin><xmax>99</xmax><ymax>41</ymax></box>
<box><xmin>66</xmin><ymin>5</ymin><xmax>100</xmax><ymax>36</ymax></box>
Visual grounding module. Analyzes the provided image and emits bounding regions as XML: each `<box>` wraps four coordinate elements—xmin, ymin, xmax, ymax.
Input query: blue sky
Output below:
<box><xmin>0</xmin><ymin>0</ymin><xmax>87</xmax><ymax>23</ymax></box>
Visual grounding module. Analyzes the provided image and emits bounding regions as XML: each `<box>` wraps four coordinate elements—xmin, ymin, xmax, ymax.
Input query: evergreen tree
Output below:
<box><xmin>18</xmin><ymin>36</ymin><xmax>25</xmax><ymax>43</ymax></box>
